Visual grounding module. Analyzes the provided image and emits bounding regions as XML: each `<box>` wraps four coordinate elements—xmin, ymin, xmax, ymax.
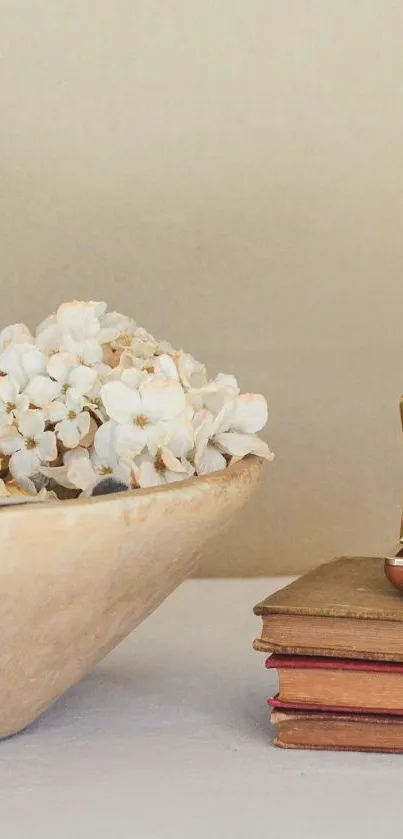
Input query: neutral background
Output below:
<box><xmin>1</xmin><ymin>1</ymin><xmax>403</xmax><ymax>575</ymax></box>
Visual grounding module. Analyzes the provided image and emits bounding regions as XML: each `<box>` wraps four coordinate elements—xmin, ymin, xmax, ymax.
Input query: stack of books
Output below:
<box><xmin>253</xmin><ymin>556</ymin><xmax>403</xmax><ymax>752</ymax></box>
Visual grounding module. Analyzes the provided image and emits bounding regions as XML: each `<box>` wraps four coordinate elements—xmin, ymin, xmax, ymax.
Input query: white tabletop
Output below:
<box><xmin>1</xmin><ymin>577</ymin><xmax>401</xmax><ymax>837</ymax></box>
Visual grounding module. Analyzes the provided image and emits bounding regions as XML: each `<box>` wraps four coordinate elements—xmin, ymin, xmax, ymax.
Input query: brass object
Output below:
<box><xmin>385</xmin><ymin>553</ymin><xmax>403</xmax><ymax>591</ymax></box>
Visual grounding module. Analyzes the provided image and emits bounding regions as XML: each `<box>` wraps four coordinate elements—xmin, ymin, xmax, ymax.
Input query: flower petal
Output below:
<box><xmin>0</xmin><ymin>432</ymin><xmax>23</xmax><ymax>455</ymax></box>
<box><xmin>46</xmin><ymin>400</ymin><xmax>68</xmax><ymax>423</ymax></box>
<box><xmin>56</xmin><ymin>418</ymin><xmax>82</xmax><ymax>449</ymax></box>
<box><xmin>18</xmin><ymin>410</ymin><xmax>46</xmax><ymax>438</ymax></box>
<box><xmin>37</xmin><ymin>430</ymin><xmax>57</xmax><ymax>462</ymax></box>
<box><xmin>145</xmin><ymin>422</ymin><xmax>170</xmax><ymax>455</ymax></box>
<box><xmin>195</xmin><ymin>444</ymin><xmax>226</xmax><ymax>475</ymax></box>
<box><xmin>98</xmin><ymin>312</ymin><xmax>132</xmax><ymax>343</ymax></box>
<box><xmin>35</xmin><ymin>324</ymin><xmax>61</xmax><ymax>354</ymax></box>
<box><xmin>25</xmin><ymin>375</ymin><xmax>61</xmax><ymax>408</ymax></box>
<box><xmin>80</xmin><ymin>415</ymin><xmax>98</xmax><ymax>448</ymax></box>
<box><xmin>47</xmin><ymin>352</ymin><xmax>76</xmax><ymax>384</ymax></box>
<box><xmin>0</xmin><ymin>375</ymin><xmax>19</xmax><ymax>405</ymax></box>
<box><xmin>21</xmin><ymin>348</ymin><xmax>47</xmax><ymax>378</ymax></box>
<box><xmin>15</xmin><ymin>394</ymin><xmax>30</xmax><ymax>416</ymax></box>
<box><xmin>165</xmin><ymin>415</ymin><xmax>194</xmax><ymax>458</ymax></box>
<box><xmin>101</xmin><ymin>381</ymin><xmax>142</xmax><ymax>424</ymax></box>
<box><xmin>94</xmin><ymin>420</ymin><xmax>116</xmax><ymax>460</ymax></box>
<box><xmin>64</xmin><ymin>447</ymin><xmax>96</xmax><ymax>490</ymax></box>
<box><xmin>77</xmin><ymin>411</ymin><xmax>91</xmax><ymax>438</ymax></box>
<box><xmin>120</xmin><ymin>368</ymin><xmax>143</xmax><ymax>390</ymax></box>
<box><xmin>134</xmin><ymin>459</ymin><xmax>164</xmax><ymax>488</ymax></box>
<box><xmin>57</xmin><ymin>301</ymin><xmax>103</xmax><ymax>339</ymax></box>
<box><xmin>177</xmin><ymin>352</ymin><xmax>207</xmax><ymax>389</ymax></box>
<box><xmin>231</xmin><ymin>394</ymin><xmax>268</xmax><ymax>434</ymax></box>
<box><xmin>0</xmin><ymin>344</ymin><xmax>29</xmax><ymax>387</ymax></box>
<box><xmin>160</xmin><ymin>448</ymin><xmax>187</xmax><ymax>473</ymax></box>
<box><xmin>0</xmin><ymin>323</ymin><xmax>33</xmax><ymax>350</ymax></box>
<box><xmin>153</xmin><ymin>354</ymin><xmax>179</xmax><ymax>380</ymax></box>
<box><xmin>9</xmin><ymin>447</ymin><xmax>39</xmax><ymax>478</ymax></box>
<box><xmin>141</xmin><ymin>378</ymin><xmax>185</xmax><ymax>422</ymax></box>
<box><xmin>193</xmin><ymin>409</ymin><xmax>214</xmax><ymax>454</ymax></box>
<box><xmin>214</xmin><ymin>373</ymin><xmax>239</xmax><ymax>395</ymax></box>
<box><xmin>39</xmin><ymin>464</ymin><xmax>76</xmax><ymax>489</ymax></box>
<box><xmin>203</xmin><ymin>387</ymin><xmax>235</xmax><ymax>417</ymax></box>
<box><xmin>68</xmin><ymin>364</ymin><xmax>97</xmax><ymax>395</ymax></box>
<box><xmin>65</xmin><ymin>390</ymin><xmax>84</xmax><ymax>414</ymax></box>
<box><xmin>115</xmin><ymin>423</ymin><xmax>146</xmax><ymax>457</ymax></box>
<box><xmin>215</xmin><ymin>432</ymin><xmax>274</xmax><ymax>460</ymax></box>
<box><xmin>62</xmin><ymin>335</ymin><xmax>103</xmax><ymax>364</ymax></box>
<box><xmin>211</xmin><ymin>401</ymin><xmax>236</xmax><ymax>435</ymax></box>
<box><xmin>0</xmin><ymin>409</ymin><xmax>13</xmax><ymax>427</ymax></box>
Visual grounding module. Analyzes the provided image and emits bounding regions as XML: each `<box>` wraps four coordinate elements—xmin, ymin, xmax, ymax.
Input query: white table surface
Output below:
<box><xmin>1</xmin><ymin>577</ymin><xmax>401</xmax><ymax>838</ymax></box>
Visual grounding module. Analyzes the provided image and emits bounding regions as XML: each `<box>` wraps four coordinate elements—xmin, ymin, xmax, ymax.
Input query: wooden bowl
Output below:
<box><xmin>0</xmin><ymin>455</ymin><xmax>264</xmax><ymax>737</ymax></box>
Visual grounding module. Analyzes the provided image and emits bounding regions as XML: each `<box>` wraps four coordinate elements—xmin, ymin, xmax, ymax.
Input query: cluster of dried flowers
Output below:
<box><xmin>0</xmin><ymin>301</ymin><xmax>273</xmax><ymax>503</ymax></box>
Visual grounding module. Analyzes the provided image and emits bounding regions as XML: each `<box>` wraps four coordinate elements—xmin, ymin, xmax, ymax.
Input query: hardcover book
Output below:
<box><xmin>266</xmin><ymin>655</ymin><xmax>403</xmax><ymax>713</ymax></box>
<box><xmin>254</xmin><ymin>557</ymin><xmax>403</xmax><ymax>661</ymax></box>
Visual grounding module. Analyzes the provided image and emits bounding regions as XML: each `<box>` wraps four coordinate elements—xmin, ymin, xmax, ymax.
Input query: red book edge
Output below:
<box><xmin>268</xmin><ymin>694</ymin><xmax>403</xmax><ymax>716</ymax></box>
<box><xmin>265</xmin><ymin>655</ymin><xmax>403</xmax><ymax>674</ymax></box>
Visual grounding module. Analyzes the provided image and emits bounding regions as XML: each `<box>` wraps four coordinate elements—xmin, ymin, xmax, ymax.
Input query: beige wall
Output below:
<box><xmin>1</xmin><ymin>2</ymin><xmax>403</xmax><ymax>575</ymax></box>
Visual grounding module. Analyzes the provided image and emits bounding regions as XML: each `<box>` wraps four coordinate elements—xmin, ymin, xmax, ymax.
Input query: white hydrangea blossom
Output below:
<box><xmin>0</xmin><ymin>300</ymin><xmax>273</xmax><ymax>502</ymax></box>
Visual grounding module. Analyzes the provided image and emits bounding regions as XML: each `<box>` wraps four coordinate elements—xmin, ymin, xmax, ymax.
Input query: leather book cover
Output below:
<box><xmin>265</xmin><ymin>655</ymin><xmax>403</xmax><ymax>673</ymax></box>
<box><xmin>268</xmin><ymin>695</ymin><xmax>403</xmax><ymax>716</ymax></box>
<box><xmin>271</xmin><ymin>708</ymin><xmax>403</xmax><ymax>752</ymax></box>
<box><xmin>253</xmin><ymin>557</ymin><xmax>403</xmax><ymax>620</ymax></box>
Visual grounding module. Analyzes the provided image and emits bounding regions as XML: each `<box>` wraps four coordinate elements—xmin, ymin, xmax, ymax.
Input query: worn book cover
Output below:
<box><xmin>268</xmin><ymin>696</ymin><xmax>403</xmax><ymax>716</ymax></box>
<box><xmin>254</xmin><ymin>557</ymin><xmax>403</xmax><ymax>661</ymax></box>
<box><xmin>265</xmin><ymin>655</ymin><xmax>403</xmax><ymax>712</ymax></box>
<box><xmin>271</xmin><ymin>708</ymin><xmax>403</xmax><ymax>752</ymax></box>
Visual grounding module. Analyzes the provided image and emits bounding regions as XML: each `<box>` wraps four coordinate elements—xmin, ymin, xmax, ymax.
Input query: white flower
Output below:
<box><xmin>0</xmin><ymin>323</ymin><xmax>34</xmax><ymax>351</ymax></box>
<box><xmin>193</xmin><ymin>409</ymin><xmax>227</xmax><ymax>474</ymax></box>
<box><xmin>73</xmin><ymin>422</ymin><xmax>133</xmax><ymax>490</ymax></box>
<box><xmin>90</xmin><ymin>421</ymin><xmax>133</xmax><ymax>484</ymax></box>
<box><xmin>46</xmin><ymin>352</ymin><xmax>97</xmax><ymax>401</ymax></box>
<box><xmin>40</xmin><ymin>423</ymin><xmax>133</xmax><ymax>491</ymax></box>
<box><xmin>47</xmin><ymin>391</ymin><xmax>91</xmax><ymax>448</ymax></box>
<box><xmin>24</xmin><ymin>375</ymin><xmax>61</xmax><ymax>408</ymax></box>
<box><xmin>57</xmin><ymin>301</ymin><xmax>106</xmax><ymax>362</ymax></box>
<box><xmin>0</xmin><ymin>411</ymin><xmax>57</xmax><ymax>480</ymax></box>
<box><xmin>83</xmin><ymin>362</ymin><xmax>114</xmax><ymax>421</ymax></box>
<box><xmin>0</xmin><ymin>375</ymin><xmax>29</xmax><ymax>426</ymax></box>
<box><xmin>101</xmin><ymin>377</ymin><xmax>186</xmax><ymax>456</ymax></box>
<box><xmin>187</xmin><ymin>372</ymin><xmax>240</xmax><ymax>414</ymax></box>
<box><xmin>35</xmin><ymin>312</ymin><xmax>60</xmax><ymax>354</ymax></box>
<box><xmin>223</xmin><ymin>392</ymin><xmax>268</xmax><ymax>434</ymax></box>
<box><xmin>177</xmin><ymin>351</ymin><xmax>208</xmax><ymax>390</ymax></box>
<box><xmin>60</xmin><ymin>422</ymin><xmax>133</xmax><ymax>492</ymax></box>
<box><xmin>133</xmin><ymin>448</ymin><xmax>192</xmax><ymax>488</ymax></box>
<box><xmin>0</xmin><ymin>343</ymin><xmax>47</xmax><ymax>388</ymax></box>
<box><xmin>112</xmin><ymin>322</ymin><xmax>157</xmax><ymax>359</ymax></box>
<box><xmin>0</xmin><ymin>299</ymin><xmax>274</xmax><ymax>498</ymax></box>
<box><xmin>194</xmin><ymin>394</ymin><xmax>273</xmax><ymax>473</ymax></box>
<box><xmin>119</xmin><ymin>368</ymin><xmax>143</xmax><ymax>389</ymax></box>
<box><xmin>161</xmin><ymin>414</ymin><xmax>194</xmax><ymax>458</ymax></box>
<box><xmin>152</xmin><ymin>353</ymin><xmax>180</xmax><ymax>381</ymax></box>
<box><xmin>36</xmin><ymin>301</ymin><xmax>115</xmax><ymax>363</ymax></box>
<box><xmin>100</xmin><ymin>312</ymin><xmax>134</xmax><ymax>344</ymax></box>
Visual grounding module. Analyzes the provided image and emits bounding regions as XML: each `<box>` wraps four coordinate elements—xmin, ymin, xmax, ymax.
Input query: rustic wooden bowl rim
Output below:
<box><xmin>0</xmin><ymin>454</ymin><xmax>264</xmax><ymax>515</ymax></box>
